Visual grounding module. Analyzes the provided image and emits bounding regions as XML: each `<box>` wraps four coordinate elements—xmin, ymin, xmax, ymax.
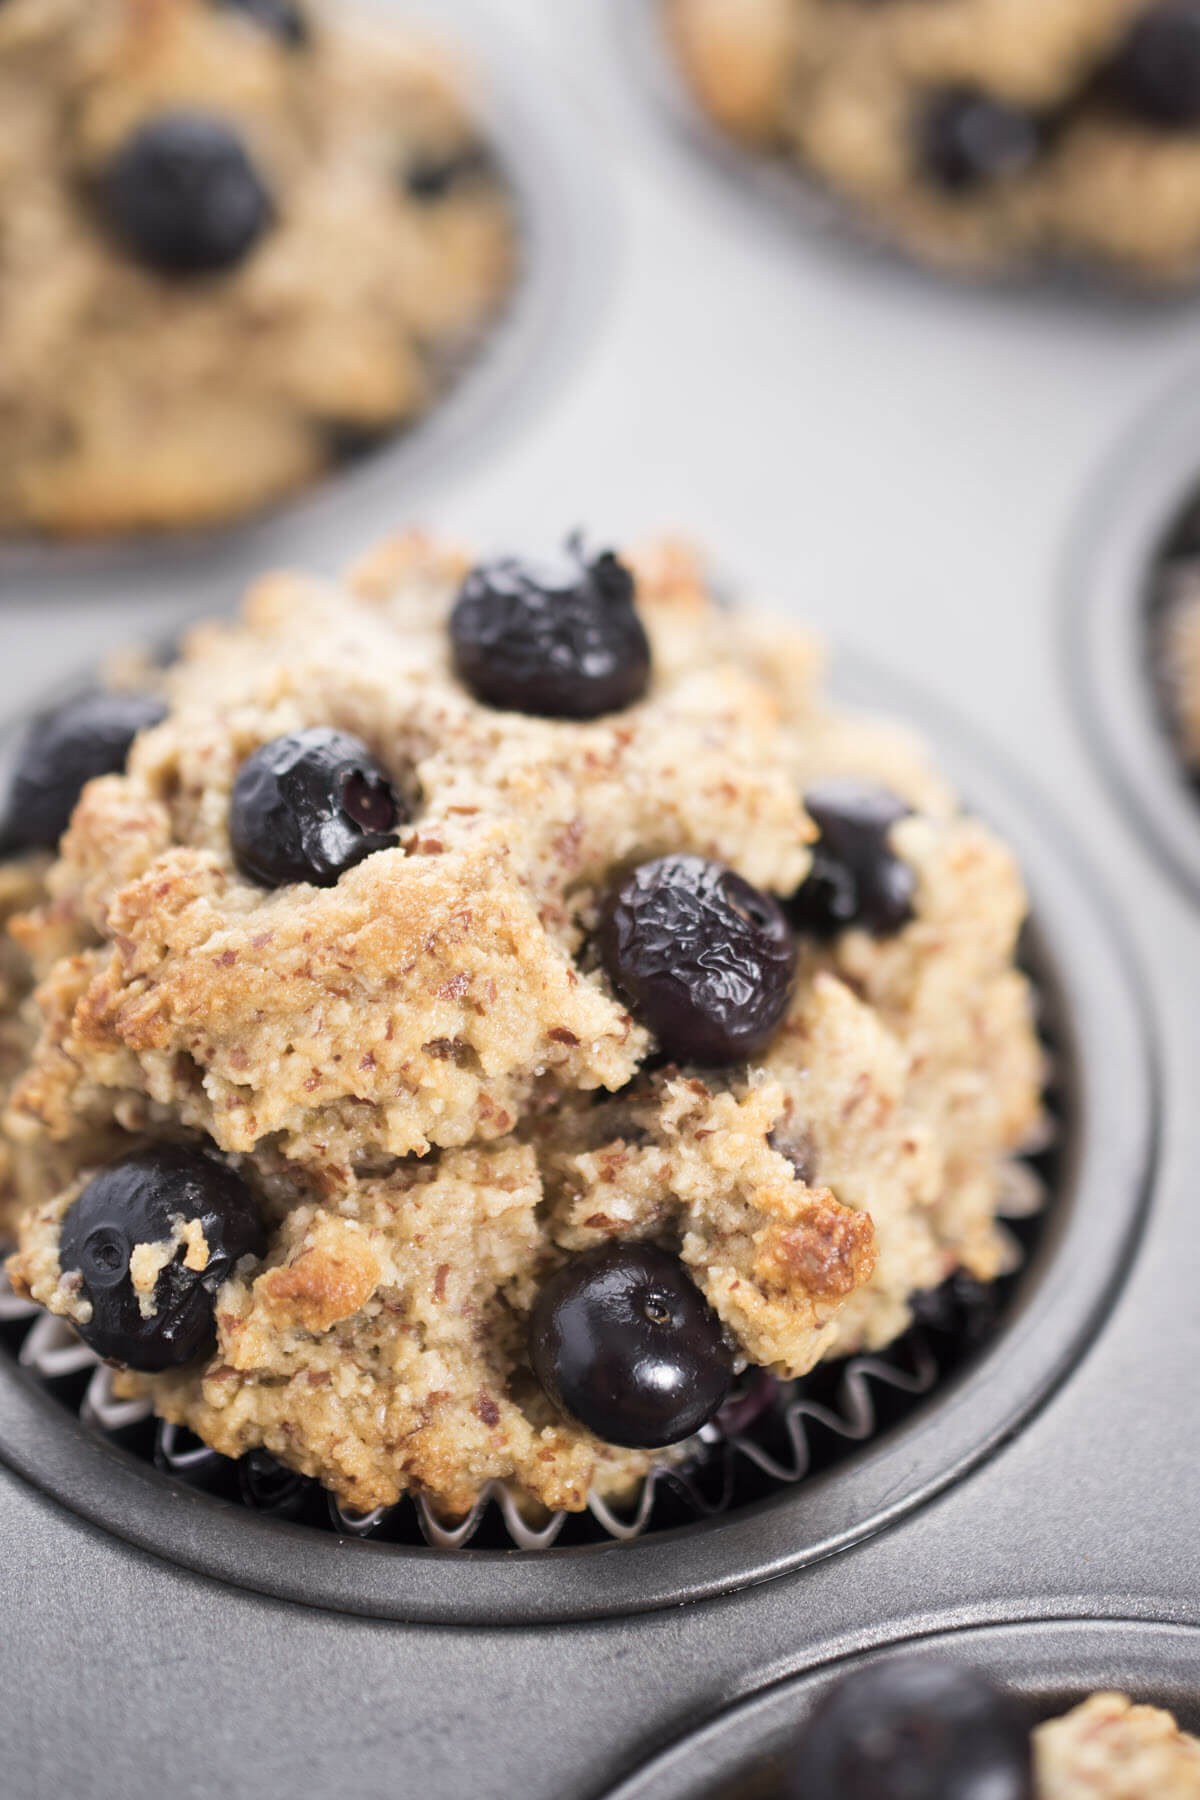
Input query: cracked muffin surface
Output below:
<box><xmin>666</xmin><ymin>0</ymin><xmax>1200</xmax><ymax>281</ymax></box>
<box><xmin>1036</xmin><ymin>1694</ymin><xmax>1200</xmax><ymax>1798</ymax></box>
<box><xmin>2</xmin><ymin>532</ymin><xmax>1044</xmax><ymax>1517</ymax></box>
<box><xmin>0</xmin><ymin>0</ymin><xmax>514</xmax><ymax>537</ymax></box>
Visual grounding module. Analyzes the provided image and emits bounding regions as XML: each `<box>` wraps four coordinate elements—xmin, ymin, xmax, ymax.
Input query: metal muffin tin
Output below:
<box><xmin>4</xmin><ymin>1</ymin><xmax>1200</xmax><ymax>1795</ymax></box>
<box><xmin>604</xmin><ymin>1620</ymin><xmax>1200</xmax><ymax>1800</ymax></box>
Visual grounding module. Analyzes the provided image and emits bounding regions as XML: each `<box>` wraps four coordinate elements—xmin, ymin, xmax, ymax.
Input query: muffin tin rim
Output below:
<box><xmin>1067</xmin><ymin>371</ymin><xmax>1200</xmax><ymax>906</ymax></box>
<box><xmin>597</xmin><ymin>1616</ymin><xmax>1200</xmax><ymax>1800</ymax></box>
<box><xmin>0</xmin><ymin>640</ymin><xmax>1158</xmax><ymax>1625</ymax></box>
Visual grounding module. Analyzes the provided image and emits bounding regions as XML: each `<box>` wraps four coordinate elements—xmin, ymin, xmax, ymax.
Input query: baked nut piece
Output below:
<box><xmin>666</xmin><ymin>0</ymin><xmax>1200</xmax><ymax>282</ymax></box>
<box><xmin>0</xmin><ymin>0</ymin><xmax>514</xmax><ymax>536</ymax></box>
<box><xmin>2</xmin><ymin>532</ymin><xmax>1043</xmax><ymax>1519</ymax></box>
<box><xmin>784</xmin><ymin>1659</ymin><xmax>1200</xmax><ymax>1799</ymax></box>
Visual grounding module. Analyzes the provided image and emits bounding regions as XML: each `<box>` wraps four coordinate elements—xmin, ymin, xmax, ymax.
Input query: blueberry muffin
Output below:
<box><xmin>666</xmin><ymin>0</ymin><xmax>1200</xmax><ymax>281</ymax></box>
<box><xmin>2</xmin><ymin>533</ymin><xmax>1043</xmax><ymax>1519</ymax></box>
<box><xmin>782</xmin><ymin>1659</ymin><xmax>1200</xmax><ymax>1799</ymax></box>
<box><xmin>1164</xmin><ymin>577</ymin><xmax>1200</xmax><ymax>774</ymax></box>
<box><xmin>0</xmin><ymin>0</ymin><xmax>514</xmax><ymax>536</ymax></box>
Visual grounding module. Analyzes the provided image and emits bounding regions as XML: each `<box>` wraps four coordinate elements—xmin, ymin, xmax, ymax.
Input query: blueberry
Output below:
<box><xmin>1111</xmin><ymin>2</ymin><xmax>1200</xmax><ymax>127</ymax></box>
<box><xmin>919</xmin><ymin>88</ymin><xmax>1042</xmax><ymax>192</ymax></box>
<box><xmin>909</xmin><ymin>1269</ymin><xmax>1002</xmax><ymax>1345</ymax></box>
<box><xmin>528</xmin><ymin>1242</ymin><xmax>733</xmax><ymax>1447</ymax></box>
<box><xmin>229</xmin><ymin>727</ymin><xmax>407</xmax><ymax>888</ymax></box>
<box><xmin>1</xmin><ymin>691</ymin><xmax>166</xmax><ymax>854</ymax></box>
<box><xmin>103</xmin><ymin>112</ymin><xmax>273</xmax><ymax>275</ymax></box>
<box><xmin>214</xmin><ymin>0</ymin><xmax>309</xmax><ymax>46</ymax></box>
<box><xmin>786</xmin><ymin>1657</ymin><xmax>1035</xmax><ymax>1800</ymax></box>
<box><xmin>599</xmin><ymin>855</ymin><xmax>795</xmax><ymax>1064</ymax></box>
<box><xmin>789</xmin><ymin>782</ymin><xmax>916</xmax><ymax>938</ymax></box>
<box><xmin>58</xmin><ymin>1145</ymin><xmax>266</xmax><ymax>1372</ymax></box>
<box><xmin>404</xmin><ymin>143</ymin><xmax>494</xmax><ymax>201</ymax></box>
<box><xmin>450</xmin><ymin>540</ymin><xmax>651</xmax><ymax>720</ymax></box>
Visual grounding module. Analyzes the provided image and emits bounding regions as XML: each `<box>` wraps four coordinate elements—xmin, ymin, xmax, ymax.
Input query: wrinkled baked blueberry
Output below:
<box><xmin>789</xmin><ymin>781</ymin><xmax>915</xmax><ymax>938</ymax></box>
<box><xmin>230</xmin><ymin>727</ymin><xmax>407</xmax><ymax>888</ymax></box>
<box><xmin>919</xmin><ymin>88</ymin><xmax>1042</xmax><ymax>192</ymax></box>
<box><xmin>598</xmin><ymin>855</ymin><xmax>796</xmax><ymax>1064</ymax></box>
<box><xmin>215</xmin><ymin>0</ymin><xmax>309</xmax><ymax>46</ymax></box>
<box><xmin>450</xmin><ymin>541</ymin><xmax>651</xmax><ymax>719</ymax></box>
<box><xmin>528</xmin><ymin>1242</ymin><xmax>733</xmax><ymax>1447</ymax></box>
<box><xmin>1111</xmin><ymin>2</ymin><xmax>1200</xmax><ymax>128</ymax></box>
<box><xmin>786</xmin><ymin>1657</ymin><xmax>1035</xmax><ymax>1800</ymax></box>
<box><xmin>404</xmin><ymin>143</ymin><xmax>494</xmax><ymax>201</ymax></box>
<box><xmin>909</xmin><ymin>1268</ymin><xmax>1002</xmax><ymax>1345</ymax></box>
<box><xmin>58</xmin><ymin>1145</ymin><xmax>266</xmax><ymax>1372</ymax></box>
<box><xmin>104</xmin><ymin>113</ymin><xmax>273</xmax><ymax>275</ymax></box>
<box><xmin>1</xmin><ymin>691</ymin><xmax>166</xmax><ymax>853</ymax></box>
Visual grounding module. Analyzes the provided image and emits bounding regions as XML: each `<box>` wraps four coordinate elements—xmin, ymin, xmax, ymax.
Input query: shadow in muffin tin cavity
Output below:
<box><xmin>1068</xmin><ymin>374</ymin><xmax>1200</xmax><ymax>906</ymax></box>
<box><xmin>0</xmin><ymin>0</ymin><xmax>615</xmax><ymax>599</ymax></box>
<box><xmin>0</xmin><ymin>647</ymin><xmax>1156</xmax><ymax>1624</ymax></box>
<box><xmin>599</xmin><ymin>1619</ymin><xmax>1200</xmax><ymax>1800</ymax></box>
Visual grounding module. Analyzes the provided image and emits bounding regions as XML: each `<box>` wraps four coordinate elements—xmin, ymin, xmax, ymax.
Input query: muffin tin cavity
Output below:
<box><xmin>599</xmin><ymin>1620</ymin><xmax>1200</xmax><ymax>1800</ymax></box>
<box><xmin>1070</xmin><ymin>377</ymin><xmax>1200</xmax><ymax>904</ymax></box>
<box><xmin>0</xmin><ymin>653</ymin><xmax>1154</xmax><ymax>1624</ymax></box>
<box><xmin>0</xmin><ymin>0</ymin><xmax>609</xmax><ymax>597</ymax></box>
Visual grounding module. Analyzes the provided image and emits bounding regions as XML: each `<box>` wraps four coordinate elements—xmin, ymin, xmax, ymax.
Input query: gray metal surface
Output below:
<box><xmin>3</xmin><ymin>1</ymin><xmax>1200</xmax><ymax>1796</ymax></box>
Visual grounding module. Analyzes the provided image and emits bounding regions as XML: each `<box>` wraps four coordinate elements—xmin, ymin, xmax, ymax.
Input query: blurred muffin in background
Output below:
<box><xmin>666</xmin><ymin>0</ymin><xmax>1200</xmax><ymax>283</ymax></box>
<box><xmin>0</xmin><ymin>0</ymin><xmax>515</xmax><ymax>537</ymax></box>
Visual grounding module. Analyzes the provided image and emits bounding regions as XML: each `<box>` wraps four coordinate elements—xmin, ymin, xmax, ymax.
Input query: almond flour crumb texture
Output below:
<box><xmin>1036</xmin><ymin>1694</ymin><xmax>1200</xmax><ymax>1799</ymax></box>
<box><xmin>667</xmin><ymin>0</ymin><xmax>1200</xmax><ymax>282</ymax></box>
<box><xmin>3</xmin><ymin>534</ymin><xmax>1045</xmax><ymax>1517</ymax></box>
<box><xmin>0</xmin><ymin>0</ymin><xmax>514</xmax><ymax>537</ymax></box>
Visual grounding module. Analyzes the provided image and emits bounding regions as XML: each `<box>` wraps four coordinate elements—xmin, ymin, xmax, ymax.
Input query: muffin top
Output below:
<box><xmin>668</xmin><ymin>0</ymin><xmax>1200</xmax><ymax>281</ymax></box>
<box><xmin>0</xmin><ymin>0</ymin><xmax>514</xmax><ymax>535</ymax></box>
<box><xmin>3</xmin><ymin>533</ymin><xmax>1043</xmax><ymax>1516</ymax></box>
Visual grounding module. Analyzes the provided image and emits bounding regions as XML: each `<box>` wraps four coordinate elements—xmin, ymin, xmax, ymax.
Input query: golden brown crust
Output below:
<box><xmin>2</xmin><ymin>532</ymin><xmax>1043</xmax><ymax>1513</ymax></box>
<box><xmin>0</xmin><ymin>0</ymin><xmax>514</xmax><ymax>535</ymax></box>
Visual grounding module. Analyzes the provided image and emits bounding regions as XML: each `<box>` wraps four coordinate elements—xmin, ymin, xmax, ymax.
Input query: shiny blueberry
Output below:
<box><xmin>920</xmin><ymin>88</ymin><xmax>1042</xmax><ymax>192</ymax></box>
<box><xmin>58</xmin><ymin>1145</ymin><xmax>266</xmax><ymax>1372</ymax></box>
<box><xmin>1111</xmin><ymin>2</ymin><xmax>1200</xmax><ymax>127</ymax></box>
<box><xmin>599</xmin><ymin>855</ymin><xmax>795</xmax><ymax>1064</ymax></box>
<box><xmin>1</xmin><ymin>691</ymin><xmax>166</xmax><ymax>854</ymax></box>
<box><xmin>786</xmin><ymin>1657</ymin><xmax>1036</xmax><ymax>1800</ymax></box>
<box><xmin>789</xmin><ymin>782</ymin><xmax>916</xmax><ymax>938</ymax></box>
<box><xmin>104</xmin><ymin>113</ymin><xmax>273</xmax><ymax>275</ymax></box>
<box><xmin>214</xmin><ymin>0</ymin><xmax>309</xmax><ymax>45</ymax></box>
<box><xmin>230</xmin><ymin>727</ymin><xmax>407</xmax><ymax>888</ymax></box>
<box><xmin>450</xmin><ymin>541</ymin><xmax>651</xmax><ymax>720</ymax></box>
<box><xmin>404</xmin><ymin>143</ymin><xmax>493</xmax><ymax>201</ymax></box>
<box><xmin>528</xmin><ymin>1242</ymin><xmax>733</xmax><ymax>1448</ymax></box>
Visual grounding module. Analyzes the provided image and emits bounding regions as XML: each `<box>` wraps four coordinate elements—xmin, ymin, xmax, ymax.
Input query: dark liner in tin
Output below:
<box><xmin>1068</xmin><ymin>373</ymin><xmax>1200</xmax><ymax>907</ymax></box>
<box><xmin>0</xmin><ymin>645</ymin><xmax>1155</xmax><ymax>1625</ymax></box>
<box><xmin>600</xmin><ymin>1618</ymin><xmax>1200</xmax><ymax>1800</ymax></box>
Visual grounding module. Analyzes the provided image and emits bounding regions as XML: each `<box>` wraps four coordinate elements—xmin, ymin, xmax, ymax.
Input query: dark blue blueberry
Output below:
<box><xmin>215</xmin><ymin>0</ymin><xmax>309</xmax><ymax>46</ymax></box>
<box><xmin>529</xmin><ymin>1242</ymin><xmax>733</xmax><ymax>1448</ymax></box>
<box><xmin>1</xmin><ymin>691</ymin><xmax>166</xmax><ymax>853</ymax></box>
<box><xmin>58</xmin><ymin>1145</ymin><xmax>266</xmax><ymax>1372</ymax></box>
<box><xmin>786</xmin><ymin>1657</ymin><xmax>1035</xmax><ymax>1800</ymax></box>
<box><xmin>451</xmin><ymin>540</ymin><xmax>651</xmax><ymax>720</ymax></box>
<box><xmin>920</xmin><ymin>88</ymin><xmax>1042</xmax><ymax>192</ymax></box>
<box><xmin>104</xmin><ymin>113</ymin><xmax>273</xmax><ymax>275</ymax></box>
<box><xmin>599</xmin><ymin>855</ymin><xmax>795</xmax><ymax>1064</ymax></box>
<box><xmin>1111</xmin><ymin>2</ymin><xmax>1200</xmax><ymax>127</ymax></box>
<box><xmin>790</xmin><ymin>782</ymin><xmax>916</xmax><ymax>938</ymax></box>
<box><xmin>229</xmin><ymin>727</ymin><xmax>407</xmax><ymax>888</ymax></box>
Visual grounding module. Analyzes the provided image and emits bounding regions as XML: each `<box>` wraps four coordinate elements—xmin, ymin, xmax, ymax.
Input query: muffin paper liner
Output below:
<box><xmin>1</xmin><ymin>1269</ymin><xmax>948</xmax><ymax>1550</ymax></box>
